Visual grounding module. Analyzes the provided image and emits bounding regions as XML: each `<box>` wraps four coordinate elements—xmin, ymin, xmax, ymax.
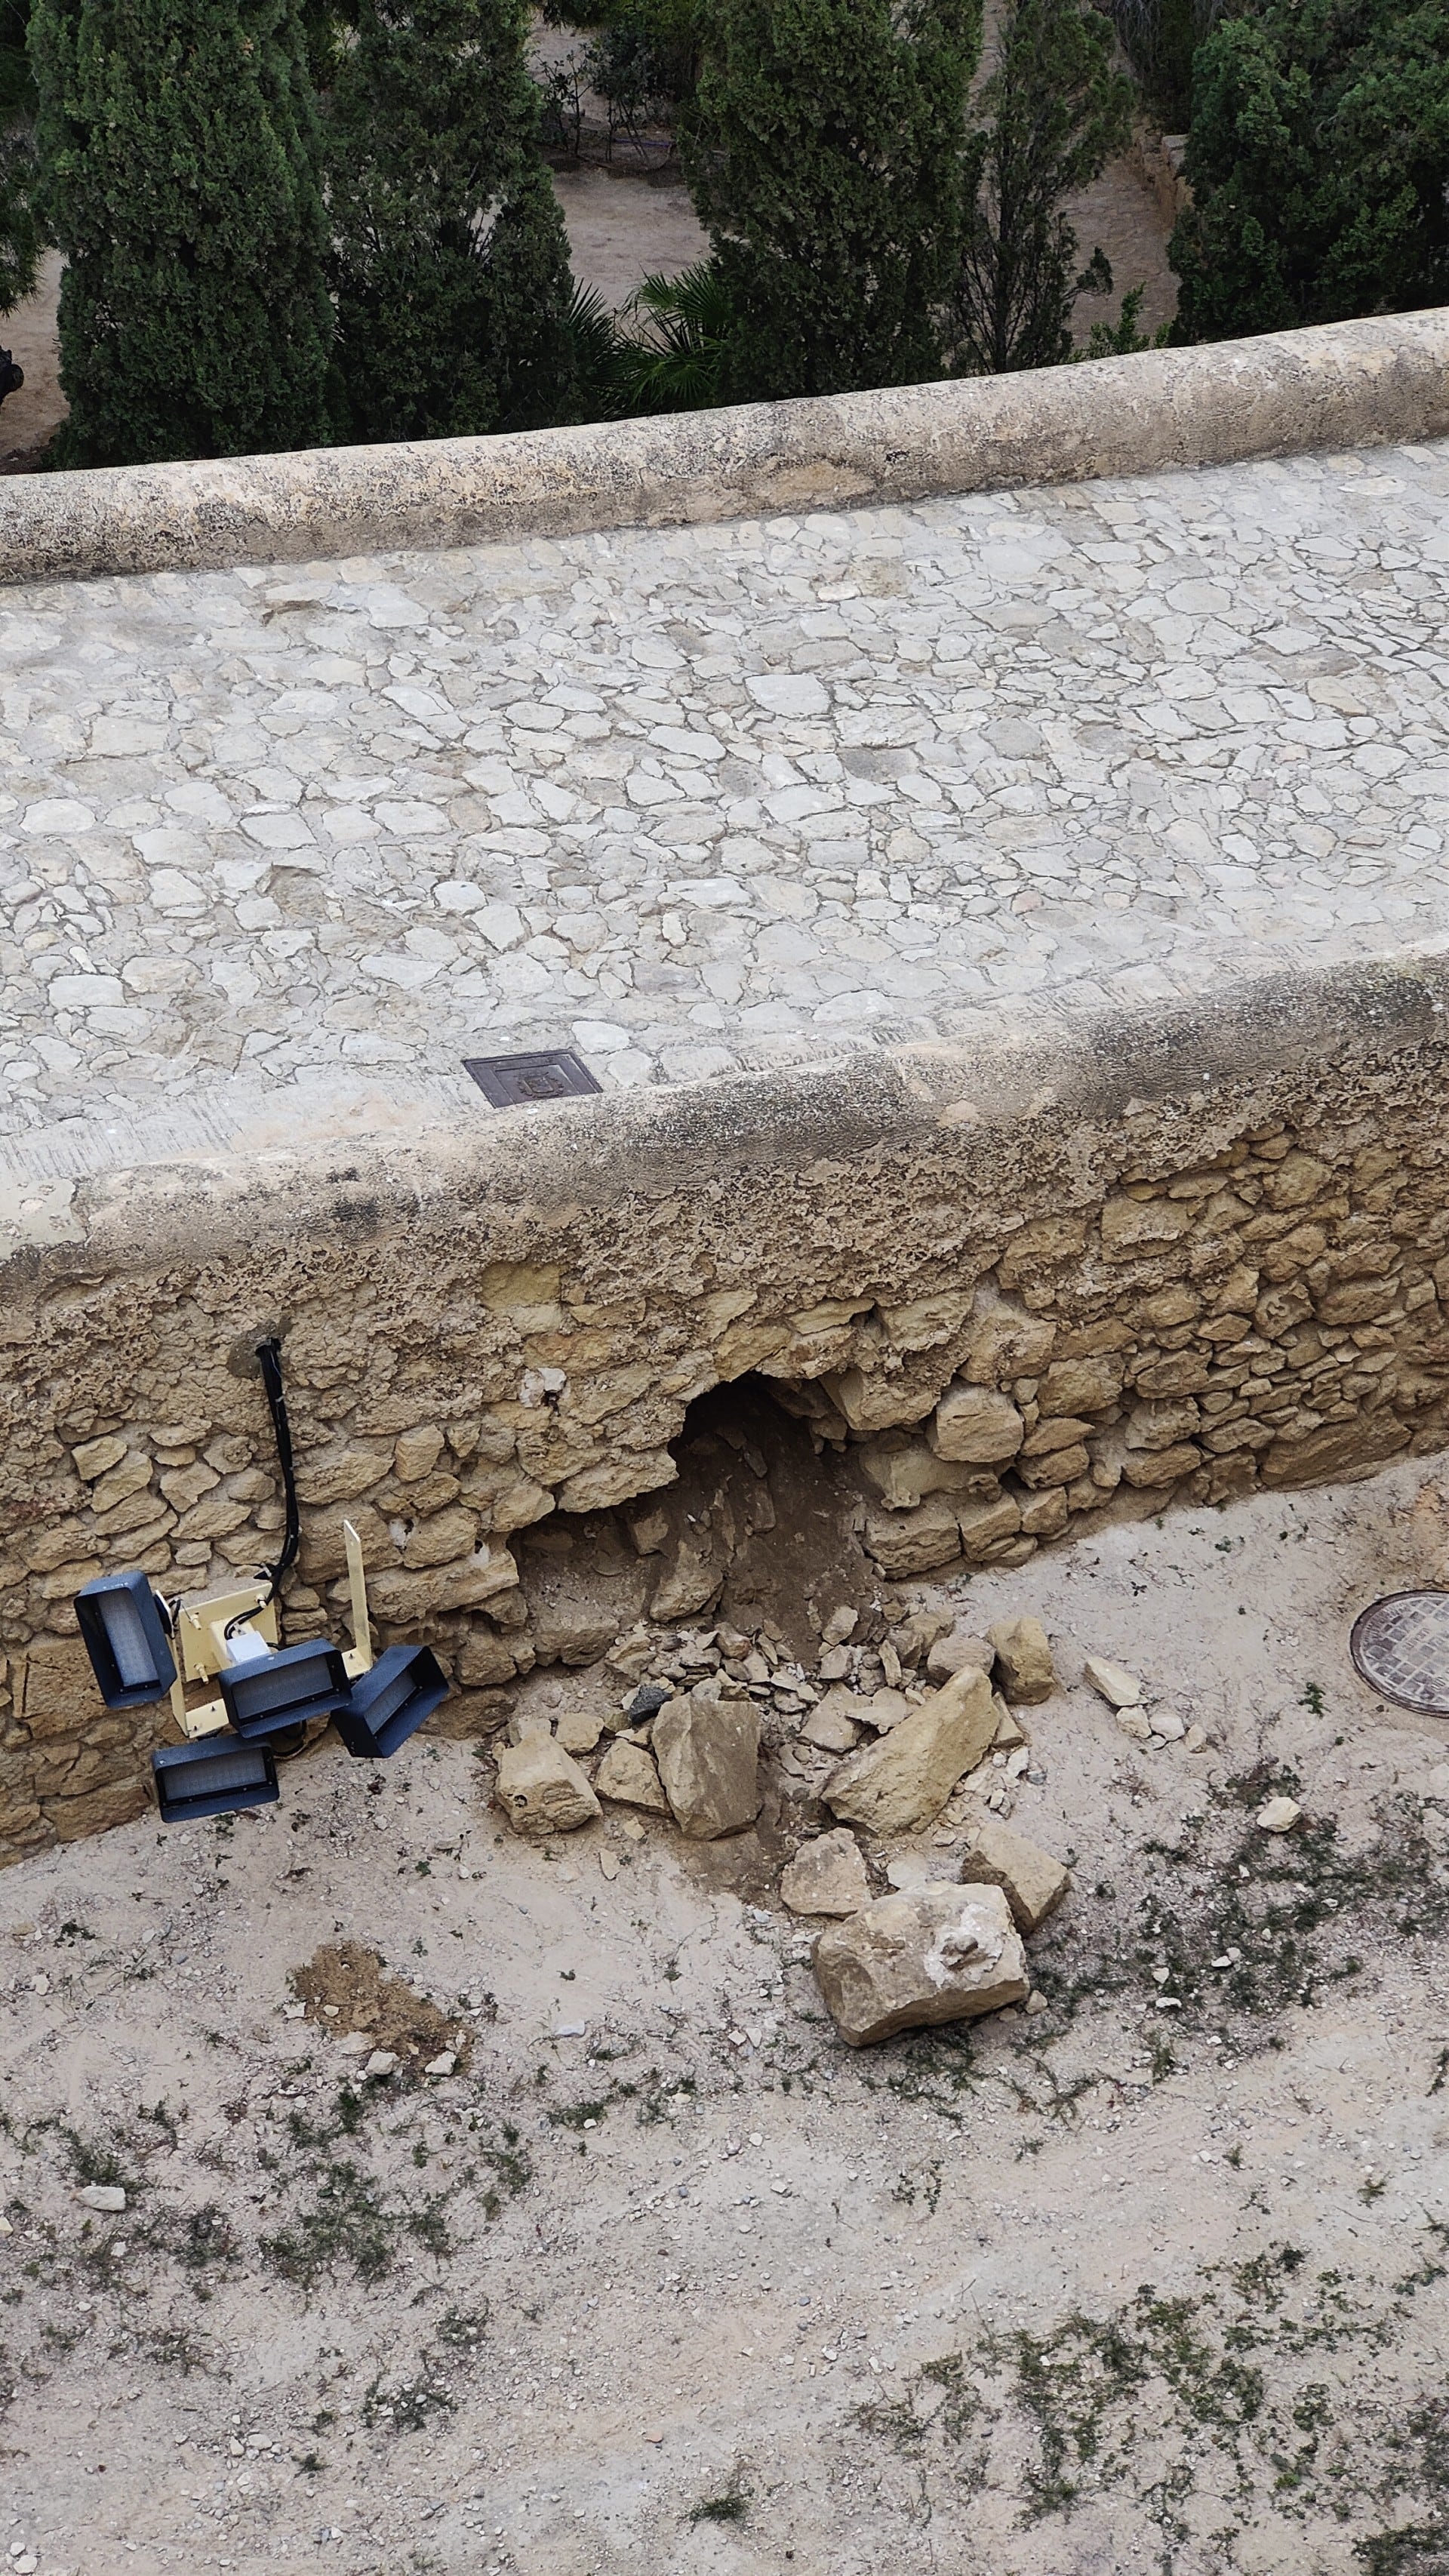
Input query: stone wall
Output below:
<box><xmin>5</xmin><ymin>952</ymin><xmax>1449</xmax><ymax>1865</ymax></box>
<box><xmin>2</xmin><ymin>308</ymin><xmax>1447</xmax><ymax>584</ymax></box>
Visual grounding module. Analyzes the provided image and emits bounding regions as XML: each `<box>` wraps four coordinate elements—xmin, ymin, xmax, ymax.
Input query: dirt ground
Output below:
<box><xmin>4</xmin><ymin>1448</ymin><xmax>1449</xmax><ymax>2576</ymax></box>
<box><xmin>0</xmin><ymin>248</ymin><xmax>63</xmax><ymax>472</ymax></box>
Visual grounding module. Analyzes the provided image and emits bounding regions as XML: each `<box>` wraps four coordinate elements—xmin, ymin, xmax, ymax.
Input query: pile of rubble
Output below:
<box><xmin>490</xmin><ymin>1607</ymin><xmax>1084</xmax><ymax>2047</ymax></box>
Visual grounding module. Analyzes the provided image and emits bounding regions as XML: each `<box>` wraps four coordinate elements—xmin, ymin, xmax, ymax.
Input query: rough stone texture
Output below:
<box><xmin>494</xmin><ymin>1736</ymin><xmax>601</xmax><ymax>1837</ymax></box>
<box><xmin>822</xmin><ymin>1666</ymin><xmax>997</xmax><ymax>1836</ymax></box>
<box><xmin>651</xmin><ymin>1685</ymin><xmax>761</xmax><ymax>1839</ymax></box>
<box><xmin>812</xmin><ymin>1881</ymin><xmax>1029</xmax><ymax>2045</ymax></box>
<box><xmin>989</xmin><ymin>1616</ymin><xmax>1057</xmax><ymax>1704</ymax></box>
<box><xmin>779</xmin><ymin>1827</ymin><xmax>870</xmax><ymax>1919</ymax></box>
<box><xmin>1084</xmin><ymin>1655</ymin><xmax>1142</xmax><ymax>1709</ymax></box>
<box><xmin>954</xmin><ymin>1813</ymin><xmax>1072</xmax><ymax>1932</ymax></box>
<box><xmin>2</xmin><ymin>312</ymin><xmax>1445</xmax><ymax>585</ymax></box>
<box><xmin>594</xmin><ymin>1735</ymin><xmax>669</xmax><ymax>1813</ymax></box>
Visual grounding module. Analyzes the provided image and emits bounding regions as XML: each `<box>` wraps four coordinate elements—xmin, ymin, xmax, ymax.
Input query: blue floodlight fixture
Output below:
<box><xmin>152</xmin><ymin>1734</ymin><xmax>279</xmax><ymax>1824</ymax></box>
<box><xmin>219</xmin><ymin>1639</ymin><xmax>351</xmax><ymax>1740</ymax></box>
<box><xmin>334</xmin><ymin>1644</ymin><xmax>450</xmax><ymax>1760</ymax></box>
<box><xmin>75</xmin><ymin>1571</ymin><xmax>177</xmax><ymax>1710</ymax></box>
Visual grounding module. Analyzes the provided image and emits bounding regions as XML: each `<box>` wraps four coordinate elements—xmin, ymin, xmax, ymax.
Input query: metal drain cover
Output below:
<box><xmin>463</xmin><ymin>1049</ymin><xmax>602</xmax><ymax>1109</ymax></box>
<box><xmin>1349</xmin><ymin>1590</ymin><xmax>1449</xmax><ymax>1714</ymax></box>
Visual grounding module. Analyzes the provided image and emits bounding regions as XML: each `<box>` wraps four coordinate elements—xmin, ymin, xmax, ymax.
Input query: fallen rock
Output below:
<box><xmin>989</xmin><ymin>1616</ymin><xmax>1057</xmax><ymax>1704</ymax></box>
<box><xmin>822</xmin><ymin>1666</ymin><xmax>997</xmax><ymax>1836</ymax></box>
<box><xmin>595</xmin><ymin>1737</ymin><xmax>670</xmax><ymax>1814</ymax></box>
<box><xmin>556</xmin><ymin>1707</ymin><xmax>605</xmax><ymax>1756</ymax></box>
<box><xmin>1115</xmin><ymin>1706</ymin><xmax>1152</xmax><ymax>1743</ymax></box>
<box><xmin>813</xmin><ymin>1882</ymin><xmax>1028</xmax><ymax>2046</ymax></box>
<box><xmin>1257</xmin><ymin>1795</ymin><xmax>1302</xmax><ymax>1834</ymax></box>
<box><xmin>424</xmin><ymin>2050</ymin><xmax>457</xmax><ymax>2078</ymax></box>
<box><xmin>885</xmin><ymin>1851</ymin><xmax>955</xmax><ymax>1891</ymax></box>
<box><xmin>651</xmin><ymin>1542</ymin><xmax>724</xmax><ymax>1622</ymax></box>
<box><xmin>822</xmin><ymin>1605</ymin><xmax>859</xmax><ymax>1648</ymax></box>
<box><xmin>494</xmin><ymin>1736</ymin><xmax>602</xmax><ymax>1838</ymax></box>
<box><xmin>780</xmin><ymin>1828</ymin><xmax>870</xmax><ymax>1919</ymax></box>
<box><xmin>955</xmin><ymin>1814</ymin><xmax>1071</xmax><ymax>1933</ymax></box>
<box><xmin>926</xmin><ymin>1629</ymin><xmax>993</xmax><ymax>1683</ymax></box>
<box><xmin>800</xmin><ymin>1702</ymin><xmax>860</xmax><ymax>1755</ymax></box>
<box><xmin>76</xmin><ymin>2184</ymin><xmax>126</xmax><ymax>2214</ymax></box>
<box><xmin>1084</xmin><ymin>1654</ymin><xmax>1141</xmax><ymax>1709</ymax></box>
<box><xmin>652</xmin><ymin>1685</ymin><xmax>762</xmax><ymax>1839</ymax></box>
<box><xmin>857</xmin><ymin>1687</ymin><xmax>912</xmax><ymax>1733</ymax></box>
<box><xmin>365</xmin><ymin>2050</ymin><xmax>399</xmax><ymax>2078</ymax></box>
<box><xmin>863</xmin><ymin>1496</ymin><xmax>962</xmax><ymax>1576</ymax></box>
<box><xmin>992</xmin><ymin>1694</ymin><xmax>1027</xmax><ymax>1750</ymax></box>
<box><xmin>1149</xmin><ymin>1707</ymin><xmax>1186</xmax><ymax>1743</ymax></box>
<box><xmin>506</xmin><ymin>1707</ymin><xmax>553</xmax><ymax>1744</ymax></box>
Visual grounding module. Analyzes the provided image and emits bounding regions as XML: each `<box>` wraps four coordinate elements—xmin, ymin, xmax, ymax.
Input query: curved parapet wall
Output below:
<box><xmin>2</xmin><ymin>308</ymin><xmax>1447</xmax><ymax>584</ymax></box>
<box><xmin>5</xmin><ymin>949</ymin><xmax>1449</xmax><ymax>1863</ymax></box>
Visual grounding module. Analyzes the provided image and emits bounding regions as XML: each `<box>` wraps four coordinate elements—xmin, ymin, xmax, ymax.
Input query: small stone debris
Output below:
<box><xmin>813</xmin><ymin>1882</ymin><xmax>1028</xmax><ymax>2046</ymax></box>
<box><xmin>624</xmin><ymin>1680</ymin><xmax>672</xmax><ymax>1724</ymax></box>
<box><xmin>652</xmin><ymin>1683</ymin><xmax>762</xmax><ymax>1839</ymax></box>
<box><xmin>1257</xmin><ymin>1795</ymin><xmax>1303</xmax><ymax>1833</ymax></box>
<box><xmin>822</xmin><ymin>1606</ymin><xmax>859</xmax><ymax>1648</ymax></box>
<box><xmin>365</xmin><ymin>2050</ymin><xmax>400</xmax><ymax>2078</ymax></box>
<box><xmin>780</xmin><ymin>1828</ymin><xmax>870</xmax><ymax>1919</ymax></box>
<box><xmin>800</xmin><ymin>1702</ymin><xmax>860</xmax><ymax>1755</ymax></box>
<box><xmin>927</xmin><ymin>1629</ymin><xmax>993</xmax><ymax>1683</ymax></box>
<box><xmin>76</xmin><ymin>2184</ymin><xmax>126</xmax><ymax>2214</ymax></box>
<box><xmin>337</xmin><ymin>2030</ymin><xmax>372</xmax><ymax>2057</ymax></box>
<box><xmin>598</xmin><ymin>1848</ymin><xmax>620</xmax><ymax>1880</ymax></box>
<box><xmin>1084</xmin><ymin>1654</ymin><xmax>1141</xmax><ymax>1709</ymax></box>
<box><xmin>1115</xmin><ymin>1706</ymin><xmax>1152</xmax><ymax>1742</ymax></box>
<box><xmin>1149</xmin><ymin>1707</ymin><xmax>1186</xmax><ymax>1743</ymax></box>
<box><xmin>595</xmin><ymin>1737</ymin><xmax>670</xmax><ymax>1814</ymax></box>
<box><xmin>954</xmin><ymin>1814</ymin><xmax>1071</xmax><ymax>1934</ymax></box>
<box><xmin>988</xmin><ymin>1616</ymin><xmax>1057</xmax><ymax>1705</ymax></box>
<box><xmin>423</xmin><ymin>2051</ymin><xmax>457</xmax><ymax>2079</ymax></box>
<box><xmin>823</xmin><ymin>1666</ymin><xmax>997</xmax><ymax>1837</ymax></box>
<box><xmin>495</xmin><ymin>1736</ymin><xmax>602</xmax><ymax>1838</ymax></box>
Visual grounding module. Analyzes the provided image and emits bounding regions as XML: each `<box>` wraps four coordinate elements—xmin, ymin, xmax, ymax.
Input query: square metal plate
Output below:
<box><xmin>463</xmin><ymin>1049</ymin><xmax>603</xmax><ymax>1109</ymax></box>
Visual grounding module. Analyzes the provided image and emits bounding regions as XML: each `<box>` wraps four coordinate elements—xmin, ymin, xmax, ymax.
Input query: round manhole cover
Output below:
<box><xmin>1349</xmin><ymin>1590</ymin><xmax>1449</xmax><ymax>1715</ymax></box>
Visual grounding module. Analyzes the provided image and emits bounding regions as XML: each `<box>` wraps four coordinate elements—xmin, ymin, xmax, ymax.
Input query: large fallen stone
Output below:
<box><xmin>926</xmin><ymin>1628</ymin><xmax>993</xmax><ymax>1683</ymax></box>
<box><xmin>652</xmin><ymin>1684</ymin><xmax>762</xmax><ymax>1839</ymax></box>
<box><xmin>821</xmin><ymin>1666</ymin><xmax>996</xmax><ymax>1836</ymax></box>
<box><xmin>780</xmin><ymin>1828</ymin><xmax>870</xmax><ymax>1919</ymax></box>
<box><xmin>1083</xmin><ymin>1653</ymin><xmax>1140</xmax><ymax>1708</ymax></box>
<box><xmin>955</xmin><ymin>1814</ymin><xmax>1071</xmax><ymax>1932</ymax></box>
<box><xmin>813</xmin><ymin>1882</ymin><xmax>1028</xmax><ymax>2045</ymax></box>
<box><xmin>989</xmin><ymin>1616</ymin><xmax>1057</xmax><ymax>1704</ymax></box>
<box><xmin>595</xmin><ymin>1737</ymin><xmax>670</xmax><ymax>1814</ymax></box>
<box><xmin>495</xmin><ymin>1736</ymin><xmax>601</xmax><ymax>1838</ymax></box>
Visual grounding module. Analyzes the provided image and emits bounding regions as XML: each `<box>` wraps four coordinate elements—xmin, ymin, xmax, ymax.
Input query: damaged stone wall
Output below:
<box><xmin>5</xmin><ymin>955</ymin><xmax>1449</xmax><ymax>1866</ymax></box>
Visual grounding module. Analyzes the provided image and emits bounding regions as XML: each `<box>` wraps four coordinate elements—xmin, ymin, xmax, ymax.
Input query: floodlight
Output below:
<box><xmin>75</xmin><ymin>1571</ymin><xmax>177</xmax><ymax>1710</ymax></box>
<box><xmin>219</xmin><ymin>1639</ymin><xmax>351</xmax><ymax>1740</ymax></box>
<box><xmin>152</xmin><ymin>1734</ymin><xmax>279</xmax><ymax>1824</ymax></box>
<box><xmin>334</xmin><ymin>1644</ymin><xmax>450</xmax><ymax>1760</ymax></box>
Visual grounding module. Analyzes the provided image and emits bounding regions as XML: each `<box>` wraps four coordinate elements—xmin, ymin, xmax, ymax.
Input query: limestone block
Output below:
<box><xmin>558</xmin><ymin>1451</ymin><xmax>679</xmax><ymax>1514</ymax></box>
<box><xmin>1119</xmin><ymin>1442</ymin><xmax>1202</xmax><ymax>1488</ymax></box>
<box><xmin>526</xmin><ymin>1593</ymin><xmax>621</xmax><ymax>1667</ymax></box>
<box><xmin>367</xmin><ymin>1547</ymin><xmax>518</xmax><ymax>1622</ymax></box>
<box><xmin>780</xmin><ymin>1829</ymin><xmax>870</xmax><ymax>1919</ymax></box>
<box><xmin>295</xmin><ymin>1447</ymin><xmax>393</xmax><ymax>1506</ymax></box>
<box><xmin>652</xmin><ymin>1686</ymin><xmax>762</xmax><ymax>1839</ymax></box>
<box><xmin>823</xmin><ymin>1368</ymin><xmax>934</xmax><ymax>1435</ymax></box>
<box><xmin>813</xmin><ymin>1882</ymin><xmax>1028</xmax><ymax>2045</ymax></box>
<box><xmin>19</xmin><ymin>1641</ymin><xmax>103</xmax><ymax>1740</ymax></box>
<box><xmin>1263</xmin><ymin>1153</ymin><xmax>1330</xmax><ymax>1211</ymax></box>
<box><xmin>1038</xmin><ymin>1359</ymin><xmax>1121</xmax><ymax>1416</ymax></box>
<box><xmin>395</xmin><ymin>1426</ymin><xmax>445</xmax><ymax>1482</ymax></box>
<box><xmin>650</xmin><ymin>1542</ymin><xmax>724</xmax><ymax>1621</ymax></box>
<box><xmin>988</xmin><ymin>1617</ymin><xmax>1056</xmax><ymax>1703</ymax></box>
<box><xmin>1262</xmin><ymin>1416</ymin><xmax>1408</xmax><ymax>1488</ymax></box>
<box><xmin>1019</xmin><ymin>1487</ymin><xmax>1069</xmax><ymax>1537</ymax></box>
<box><xmin>956</xmin><ymin>1494</ymin><xmax>1023</xmax><ymax>1560</ymax></box>
<box><xmin>863</xmin><ymin>1497</ymin><xmax>962</xmax><ymax>1576</ymax></box>
<box><xmin>1100</xmin><ymin>1197</ymin><xmax>1192</xmax><ymax>1260</ymax></box>
<box><xmin>45</xmin><ymin>1778</ymin><xmax>149</xmax><ymax>1840</ymax></box>
<box><xmin>494</xmin><ymin>1736</ymin><xmax>601</xmax><ymax>1838</ymax></box>
<box><xmin>1083</xmin><ymin>1654</ymin><xmax>1140</xmax><ymax>1707</ymax></box>
<box><xmin>402</xmin><ymin>1506</ymin><xmax>481</xmax><ymax>1571</ymax></box>
<box><xmin>857</xmin><ymin>1437</ymin><xmax>993</xmax><ymax>1512</ymax></box>
<box><xmin>72</xmin><ymin>1434</ymin><xmax>128</xmax><ymax>1482</ymax></box>
<box><xmin>800</xmin><ymin>1700</ymin><xmax>860</xmax><ymax>1754</ymax></box>
<box><xmin>1017</xmin><ymin>1442</ymin><xmax>1090</xmax><ymax>1489</ymax></box>
<box><xmin>823</xmin><ymin>1666</ymin><xmax>996</xmax><ymax>1836</ymax></box>
<box><xmin>926</xmin><ymin>1630</ymin><xmax>993</xmax><ymax>1683</ymax></box>
<box><xmin>595</xmin><ymin>1737</ymin><xmax>669</xmax><ymax>1813</ymax></box>
<box><xmin>929</xmin><ymin>1382</ymin><xmax>1026</xmax><ymax>1464</ymax></box>
<box><xmin>555</xmin><ymin>1707</ymin><xmax>604</xmax><ymax>1755</ymax></box>
<box><xmin>300</xmin><ymin>1502</ymin><xmax>395</xmax><ymax>1582</ymax></box>
<box><xmin>23</xmin><ymin>1520</ymin><xmax>94</xmax><ymax>1574</ymax></box>
<box><xmin>91</xmin><ymin>1452</ymin><xmax>153</xmax><ymax>1513</ymax></box>
<box><xmin>955</xmin><ymin>1815</ymin><xmax>1070</xmax><ymax>1932</ymax></box>
<box><xmin>1126</xmin><ymin>1399</ymin><xmax>1201</xmax><ymax>1451</ymax></box>
<box><xmin>456</xmin><ymin>1626</ymin><xmax>531</xmax><ymax>1688</ymax></box>
<box><xmin>964</xmin><ymin>1308</ymin><xmax>1054</xmax><ymax>1385</ymax></box>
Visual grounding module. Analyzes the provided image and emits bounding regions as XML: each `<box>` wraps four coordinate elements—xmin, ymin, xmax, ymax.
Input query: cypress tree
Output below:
<box><xmin>326</xmin><ymin>0</ymin><xmax>581</xmax><ymax>443</ymax></box>
<box><xmin>682</xmin><ymin>0</ymin><xmax>980</xmax><ymax>405</ymax></box>
<box><xmin>1170</xmin><ymin>0</ymin><xmax>1449</xmax><ymax>342</ymax></box>
<box><xmin>28</xmin><ymin>0</ymin><xmax>331</xmax><ymax>465</ymax></box>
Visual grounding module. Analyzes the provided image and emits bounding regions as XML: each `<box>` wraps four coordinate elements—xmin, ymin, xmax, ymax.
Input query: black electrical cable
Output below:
<box><xmin>255</xmin><ymin>1337</ymin><xmax>300</xmax><ymax>1608</ymax></box>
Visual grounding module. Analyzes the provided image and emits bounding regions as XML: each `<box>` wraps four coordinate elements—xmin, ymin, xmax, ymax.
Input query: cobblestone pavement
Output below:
<box><xmin>3</xmin><ymin>435</ymin><xmax>1448</xmax><ymax>1174</ymax></box>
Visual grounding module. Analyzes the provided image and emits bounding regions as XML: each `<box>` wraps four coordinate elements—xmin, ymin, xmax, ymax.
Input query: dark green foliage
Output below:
<box><xmin>682</xmin><ymin>0</ymin><xmax>981</xmax><ymax>402</ymax></box>
<box><xmin>952</xmin><ymin>0</ymin><xmax>1134</xmax><ymax>374</ymax></box>
<box><xmin>540</xmin><ymin>0</ymin><xmax>700</xmax><ymax>120</ymax></box>
<box><xmin>1</xmin><ymin>0</ymin><xmax>38</xmax><ymax>316</ymax></box>
<box><xmin>1170</xmin><ymin>0</ymin><xmax>1449</xmax><ymax>343</ymax></box>
<box><xmin>327</xmin><ymin>0</ymin><xmax>587</xmax><ymax>442</ymax></box>
<box><xmin>29</xmin><ymin>0</ymin><xmax>332</xmax><ymax>463</ymax></box>
<box><xmin>1101</xmin><ymin>0</ymin><xmax>1220</xmax><ymax>127</ymax></box>
<box><xmin>614</xmin><ymin>256</ymin><xmax>732</xmax><ymax>411</ymax></box>
<box><xmin>1076</xmin><ymin>279</ymin><xmax>1171</xmax><ymax>356</ymax></box>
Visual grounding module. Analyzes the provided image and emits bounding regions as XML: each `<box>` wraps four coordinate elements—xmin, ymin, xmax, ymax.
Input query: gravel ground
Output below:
<box><xmin>4</xmin><ymin>1454</ymin><xmax>1449</xmax><ymax>2574</ymax></box>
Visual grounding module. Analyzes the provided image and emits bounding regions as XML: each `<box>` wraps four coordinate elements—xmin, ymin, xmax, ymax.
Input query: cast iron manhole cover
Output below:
<box><xmin>463</xmin><ymin>1049</ymin><xmax>603</xmax><ymax>1109</ymax></box>
<box><xmin>1349</xmin><ymin>1590</ymin><xmax>1449</xmax><ymax>1714</ymax></box>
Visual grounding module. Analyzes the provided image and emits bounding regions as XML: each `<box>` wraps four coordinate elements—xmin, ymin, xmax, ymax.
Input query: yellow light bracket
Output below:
<box><xmin>168</xmin><ymin>1520</ymin><xmax>373</xmax><ymax>1742</ymax></box>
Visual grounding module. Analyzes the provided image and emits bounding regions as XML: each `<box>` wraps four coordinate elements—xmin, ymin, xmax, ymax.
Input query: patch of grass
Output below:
<box><xmin>688</xmin><ymin>2488</ymin><xmax>749</xmax><ymax>2525</ymax></box>
<box><xmin>260</xmin><ymin>2161</ymin><xmax>399</xmax><ymax>2292</ymax></box>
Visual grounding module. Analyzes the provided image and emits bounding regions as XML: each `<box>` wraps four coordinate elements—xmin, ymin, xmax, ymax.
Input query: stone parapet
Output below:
<box><xmin>2</xmin><ymin>307</ymin><xmax>1447</xmax><ymax>585</ymax></box>
<box><xmin>5</xmin><ymin>947</ymin><xmax>1449</xmax><ymax>1863</ymax></box>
